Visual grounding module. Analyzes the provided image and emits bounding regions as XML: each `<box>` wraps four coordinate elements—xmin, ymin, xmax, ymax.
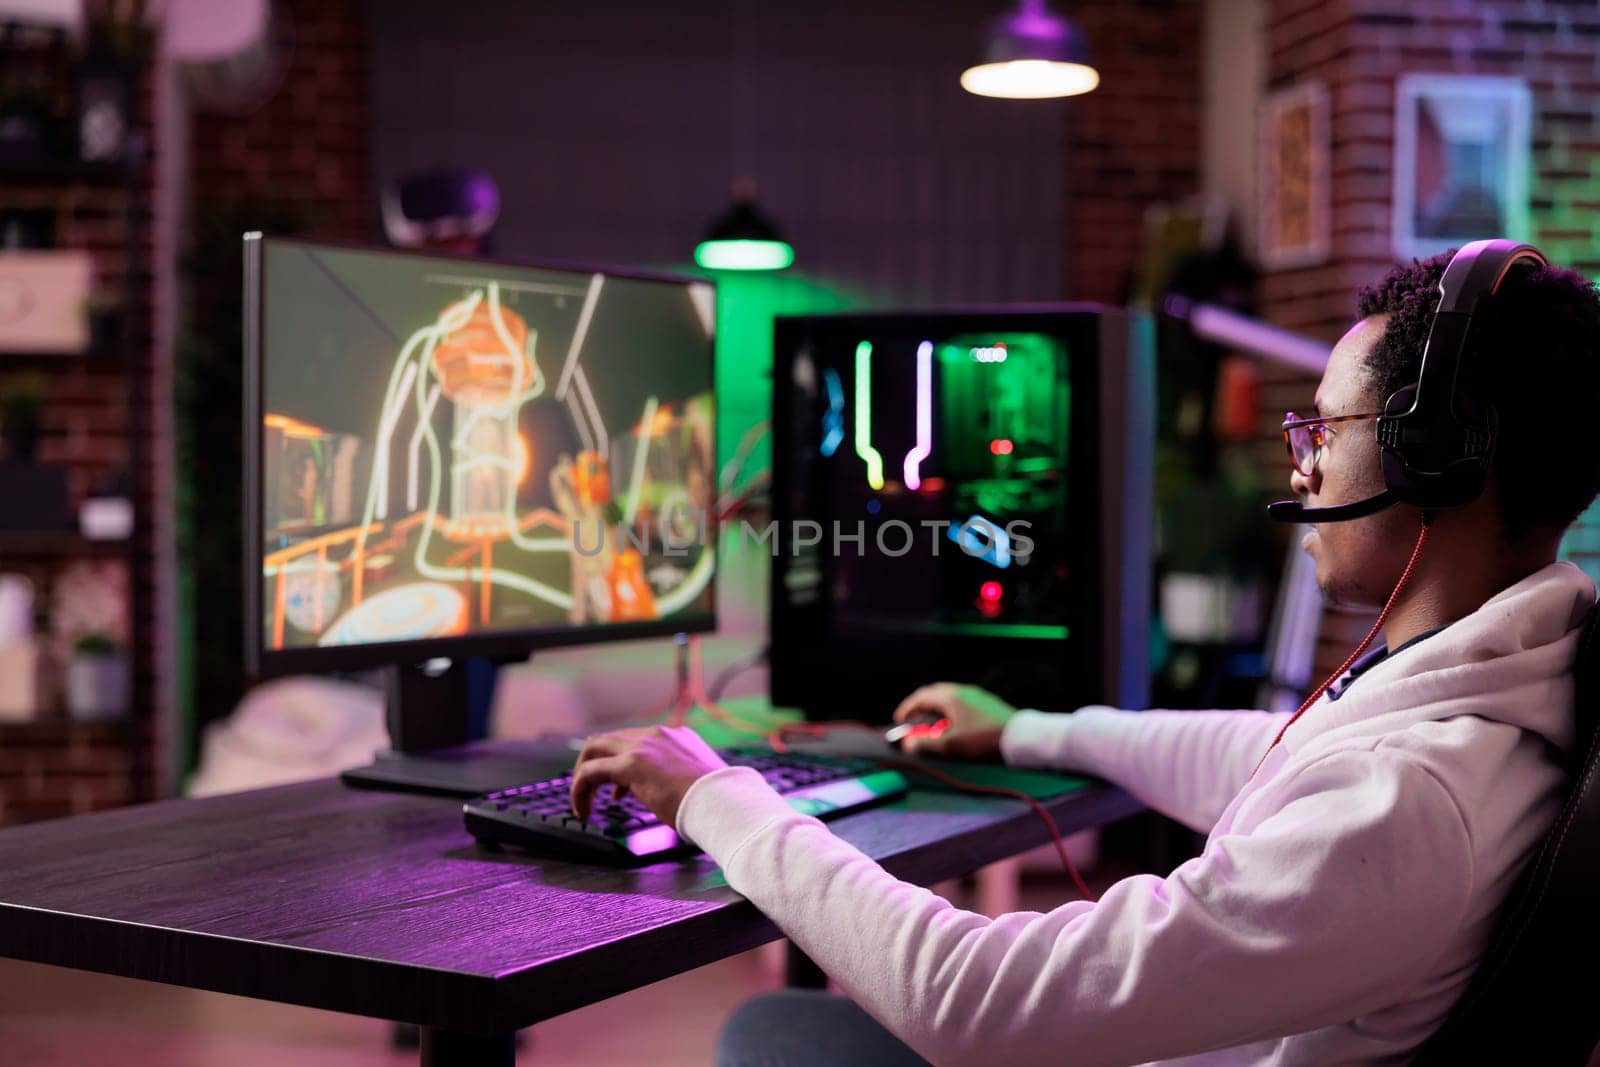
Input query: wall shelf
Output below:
<box><xmin>0</xmin><ymin>156</ymin><xmax>126</xmax><ymax>185</ymax></box>
<box><xmin>0</xmin><ymin>531</ymin><xmax>131</xmax><ymax>558</ymax></box>
<box><xmin>0</xmin><ymin>347</ymin><xmax>132</xmax><ymax>368</ymax></box>
<box><xmin>0</xmin><ymin>718</ymin><xmax>136</xmax><ymax>738</ymax></box>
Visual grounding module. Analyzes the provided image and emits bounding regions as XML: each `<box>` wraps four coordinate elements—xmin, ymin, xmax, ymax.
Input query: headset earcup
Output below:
<box><xmin>1377</xmin><ymin>385</ymin><xmax>1418</xmax><ymax>496</ymax></box>
<box><xmin>1378</xmin><ymin>382</ymin><xmax>1493</xmax><ymax>509</ymax></box>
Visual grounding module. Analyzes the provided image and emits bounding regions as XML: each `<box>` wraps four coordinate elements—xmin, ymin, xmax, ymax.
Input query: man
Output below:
<box><xmin>570</xmin><ymin>251</ymin><xmax>1600</xmax><ymax>1065</ymax></box>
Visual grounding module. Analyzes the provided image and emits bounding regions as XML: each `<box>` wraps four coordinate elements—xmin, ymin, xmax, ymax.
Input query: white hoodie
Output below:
<box><xmin>677</xmin><ymin>562</ymin><xmax>1596</xmax><ymax>1066</ymax></box>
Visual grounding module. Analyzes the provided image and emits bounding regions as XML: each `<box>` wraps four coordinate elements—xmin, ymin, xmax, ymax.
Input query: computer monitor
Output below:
<box><xmin>243</xmin><ymin>235</ymin><xmax>716</xmax><ymax>790</ymax></box>
<box><xmin>770</xmin><ymin>308</ymin><xmax>1153</xmax><ymax>719</ymax></box>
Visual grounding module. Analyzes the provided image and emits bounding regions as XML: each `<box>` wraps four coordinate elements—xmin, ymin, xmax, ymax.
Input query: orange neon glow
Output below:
<box><xmin>263</xmin><ymin>523</ymin><xmax>383</xmax><ymax>568</ymax></box>
<box><xmin>272</xmin><ymin>561</ymin><xmax>286</xmax><ymax>649</ymax></box>
<box><xmin>443</xmin><ymin>539</ymin><xmax>498</xmax><ymax>626</ymax></box>
<box><xmin>573</xmin><ymin>451</ymin><xmax>611</xmax><ymax>508</ymax></box>
<box><xmin>606</xmin><ymin>548</ymin><xmax>659</xmax><ymax>621</ymax></box>
<box><xmin>515</xmin><ymin>435</ymin><xmax>532</xmax><ymax>485</ymax></box>
<box><xmin>642</xmin><ymin>404</ymin><xmax>677</xmax><ymax>436</ymax></box>
<box><xmin>263</xmin><ymin>412</ymin><xmax>328</xmax><ymax>438</ymax></box>
<box><xmin>264</xmin><ymin>522</ymin><xmax>383</xmax><ymax>648</ymax></box>
<box><xmin>480</xmin><ymin>542</ymin><xmax>492</xmax><ymax>625</ymax></box>
<box><xmin>430</xmin><ymin>300</ymin><xmax>536</xmax><ymax>406</ymax></box>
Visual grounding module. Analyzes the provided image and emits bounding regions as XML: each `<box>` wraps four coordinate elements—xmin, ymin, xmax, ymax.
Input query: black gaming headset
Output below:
<box><xmin>1270</xmin><ymin>238</ymin><xmax>1549</xmax><ymax>524</ymax></box>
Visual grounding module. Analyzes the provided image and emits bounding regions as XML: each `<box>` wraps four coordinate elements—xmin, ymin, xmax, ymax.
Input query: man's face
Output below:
<box><xmin>1291</xmin><ymin>315</ymin><xmax>1417</xmax><ymax>607</ymax></box>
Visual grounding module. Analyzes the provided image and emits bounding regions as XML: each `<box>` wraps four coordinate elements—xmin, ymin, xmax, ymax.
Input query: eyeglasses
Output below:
<box><xmin>1282</xmin><ymin>411</ymin><xmax>1384</xmax><ymax>477</ymax></box>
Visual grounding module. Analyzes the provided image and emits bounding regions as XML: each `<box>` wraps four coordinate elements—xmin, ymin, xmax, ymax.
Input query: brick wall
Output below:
<box><xmin>1068</xmin><ymin>0</ymin><xmax>1204</xmax><ymax>303</ymax></box>
<box><xmin>0</xmin><ymin>34</ymin><xmax>158</xmax><ymax>822</ymax></box>
<box><xmin>0</xmin><ymin>721</ymin><xmax>155</xmax><ymax>824</ymax></box>
<box><xmin>1256</xmin><ymin>0</ymin><xmax>1600</xmax><ymax>674</ymax></box>
<box><xmin>178</xmin><ymin>0</ymin><xmax>372</xmax><ymax>769</ymax></box>
<box><xmin>189</xmin><ymin>0</ymin><xmax>371</xmax><ymax>244</ymax></box>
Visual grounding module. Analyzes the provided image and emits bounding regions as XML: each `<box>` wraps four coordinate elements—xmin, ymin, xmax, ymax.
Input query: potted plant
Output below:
<box><xmin>51</xmin><ymin>559</ymin><xmax>129</xmax><ymax>719</ymax></box>
<box><xmin>66</xmin><ymin>631</ymin><xmax>128</xmax><ymax>721</ymax></box>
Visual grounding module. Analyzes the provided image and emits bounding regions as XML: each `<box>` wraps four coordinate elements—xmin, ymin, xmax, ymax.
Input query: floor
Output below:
<box><xmin>0</xmin><ymin>945</ymin><xmax>779</xmax><ymax>1066</ymax></box>
<box><xmin>0</xmin><ymin>872</ymin><xmax>1100</xmax><ymax>1066</ymax></box>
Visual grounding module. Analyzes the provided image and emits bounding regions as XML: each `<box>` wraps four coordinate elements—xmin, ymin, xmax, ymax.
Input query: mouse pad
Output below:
<box><xmin>896</xmin><ymin>758</ymin><xmax>1092</xmax><ymax>800</ymax></box>
<box><xmin>783</xmin><ymin>731</ymin><xmax>1092</xmax><ymax>800</ymax></box>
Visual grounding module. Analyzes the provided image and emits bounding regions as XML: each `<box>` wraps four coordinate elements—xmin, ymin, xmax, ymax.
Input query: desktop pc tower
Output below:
<box><xmin>769</xmin><ymin>308</ymin><xmax>1154</xmax><ymax>720</ymax></box>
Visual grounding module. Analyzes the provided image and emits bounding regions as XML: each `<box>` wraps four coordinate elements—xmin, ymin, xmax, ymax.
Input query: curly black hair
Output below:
<box><xmin>1356</xmin><ymin>250</ymin><xmax>1600</xmax><ymax>538</ymax></box>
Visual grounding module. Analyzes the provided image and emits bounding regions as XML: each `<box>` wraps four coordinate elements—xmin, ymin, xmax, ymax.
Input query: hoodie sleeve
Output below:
<box><xmin>1001</xmin><ymin>706</ymin><xmax>1292</xmax><ymax>833</ymax></box>
<box><xmin>678</xmin><ymin>750</ymin><xmax>1474</xmax><ymax>1067</ymax></box>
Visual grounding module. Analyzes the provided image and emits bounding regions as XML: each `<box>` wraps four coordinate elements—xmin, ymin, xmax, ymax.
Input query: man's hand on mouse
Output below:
<box><xmin>890</xmin><ymin>683</ymin><xmax>1017</xmax><ymax>760</ymax></box>
<box><xmin>570</xmin><ymin>725</ymin><xmax>728</xmax><ymax>827</ymax></box>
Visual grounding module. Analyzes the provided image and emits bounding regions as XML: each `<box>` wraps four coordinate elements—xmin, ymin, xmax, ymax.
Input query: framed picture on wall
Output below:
<box><xmin>1258</xmin><ymin>81</ymin><xmax>1330</xmax><ymax>270</ymax></box>
<box><xmin>1393</xmin><ymin>74</ymin><xmax>1532</xmax><ymax>261</ymax></box>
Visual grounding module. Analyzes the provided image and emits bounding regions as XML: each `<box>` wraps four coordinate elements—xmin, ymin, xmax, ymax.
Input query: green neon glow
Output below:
<box><xmin>847</xmin><ymin>618</ymin><xmax>1068</xmax><ymax>640</ymax></box>
<box><xmin>854</xmin><ymin>341</ymin><xmax>885</xmax><ymax>490</ymax></box>
<box><xmin>693</xmin><ymin>239</ymin><xmax>795</xmax><ymax>271</ymax></box>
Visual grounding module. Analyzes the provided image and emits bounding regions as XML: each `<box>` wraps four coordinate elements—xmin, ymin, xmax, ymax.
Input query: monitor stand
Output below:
<box><xmin>340</xmin><ymin>658</ymin><xmax>577</xmax><ymax>798</ymax></box>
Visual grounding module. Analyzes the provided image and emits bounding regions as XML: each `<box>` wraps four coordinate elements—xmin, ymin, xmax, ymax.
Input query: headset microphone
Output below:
<box><xmin>1267</xmin><ymin>489</ymin><xmax>1397</xmax><ymax>524</ymax></box>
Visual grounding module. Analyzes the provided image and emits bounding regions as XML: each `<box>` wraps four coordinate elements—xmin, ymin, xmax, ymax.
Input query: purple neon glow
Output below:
<box><xmin>903</xmin><ymin>341</ymin><xmax>933</xmax><ymax>490</ymax></box>
<box><xmin>1162</xmin><ymin>295</ymin><xmax>1329</xmax><ymax>375</ymax></box>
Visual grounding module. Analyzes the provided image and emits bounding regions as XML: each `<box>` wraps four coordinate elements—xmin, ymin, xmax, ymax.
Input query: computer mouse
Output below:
<box><xmin>884</xmin><ymin>712</ymin><xmax>949</xmax><ymax>749</ymax></box>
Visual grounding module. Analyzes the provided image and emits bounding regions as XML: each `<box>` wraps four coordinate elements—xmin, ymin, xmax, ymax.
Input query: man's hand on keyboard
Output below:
<box><xmin>570</xmin><ymin>725</ymin><xmax>729</xmax><ymax>829</ymax></box>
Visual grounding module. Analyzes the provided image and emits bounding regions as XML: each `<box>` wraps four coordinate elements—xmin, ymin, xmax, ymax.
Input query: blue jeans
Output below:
<box><xmin>715</xmin><ymin>990</ymin><xmax>931</xmax><ymax>1067</ymax></box>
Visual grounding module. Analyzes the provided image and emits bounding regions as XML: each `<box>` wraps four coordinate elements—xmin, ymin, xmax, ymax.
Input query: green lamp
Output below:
<box><xmin>694</xmin><ymin>178</ymin><xmax>794</xmax><ymax>272</ymax></box>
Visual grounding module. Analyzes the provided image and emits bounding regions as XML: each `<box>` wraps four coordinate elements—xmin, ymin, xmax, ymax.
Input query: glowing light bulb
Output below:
<box><xmin>960</xmin><ymin>60</ymin><xmax>1099</xmax><ymax>100</ymax></box>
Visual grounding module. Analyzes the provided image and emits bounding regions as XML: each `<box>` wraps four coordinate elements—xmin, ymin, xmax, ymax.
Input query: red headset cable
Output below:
<box><xmin>654</xmin><ymin>653</ymin><xmax>1097</xmax><ymax>902</ymax></box>
<box><xmin>1250</xmin><ymin>516</ymin><xmax>1433</xmax><ymax>779</ymax></box>
<box><xmin>875</xmin><ymin>752</ymin><xmax>1097</xmax><ymax>903</ymax></box>
<box><xmin>766</xmin><ymin>719</ymin><xmax>1096</xmax><ymax>902</ymax></box>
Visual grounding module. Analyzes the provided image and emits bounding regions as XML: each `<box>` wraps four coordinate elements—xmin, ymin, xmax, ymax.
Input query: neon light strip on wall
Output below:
<box><xmin>903</xmin><ymin>340</ymin><xmax>933</xmax><ymax>490</ymax></box>
<box><xmin>854</xmin><ymin>341</ymin><xmax>884</xmax><ymax>490</ymax></box>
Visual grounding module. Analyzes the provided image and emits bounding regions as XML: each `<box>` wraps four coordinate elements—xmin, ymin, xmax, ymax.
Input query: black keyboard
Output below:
<box><xmin>463</xmin><ymin>749</ymin><xmax>908</xmax><ymax>866</ymax></box>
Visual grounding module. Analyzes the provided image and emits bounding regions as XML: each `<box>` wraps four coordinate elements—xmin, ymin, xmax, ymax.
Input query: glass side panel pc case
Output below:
<box><xmin>244</xmin><ymin>235</ymin><xmax>718</xmax><ymax>675</ymax></box>
<box><xmin>770</xmin><ymin>309</ymin><xmax>1154</xmax><ymax>720</ymax></box>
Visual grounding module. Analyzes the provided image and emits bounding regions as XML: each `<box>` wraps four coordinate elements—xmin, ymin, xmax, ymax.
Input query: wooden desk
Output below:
<box><xmin>0</xmin><ymin>753</ymin><xmax>1140</xmax><ymax>1065</ymax></box>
